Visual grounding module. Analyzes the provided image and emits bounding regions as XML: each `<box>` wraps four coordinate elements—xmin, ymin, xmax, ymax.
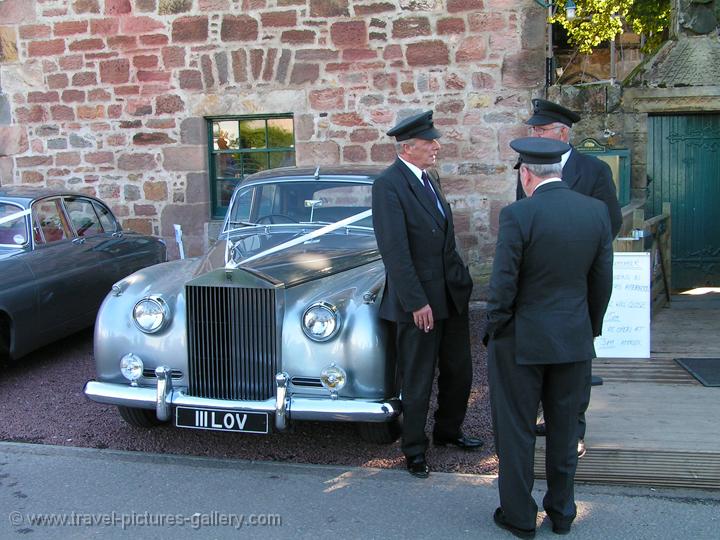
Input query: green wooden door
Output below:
<box><xmin>646</xmin><ymin>114</ymin><xmax>720</xmax><ymax>290</ymax></box>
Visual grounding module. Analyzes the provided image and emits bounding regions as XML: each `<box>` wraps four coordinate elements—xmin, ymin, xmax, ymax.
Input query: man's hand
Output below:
<box><xmin>413</xmin><ymin>304</ymin><xmax>434</xmax><ymax>333</ymax></box>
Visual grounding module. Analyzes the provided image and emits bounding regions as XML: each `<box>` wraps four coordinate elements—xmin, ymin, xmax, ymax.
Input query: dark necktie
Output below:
<box><xmin>422</xmin><ymin>171</ymin><xmax>445</xmax><ymax>217</ymax></box>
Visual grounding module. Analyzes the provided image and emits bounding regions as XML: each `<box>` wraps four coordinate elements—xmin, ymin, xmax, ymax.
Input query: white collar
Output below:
<box><xmin>399</xmin><ymin>156</ymin><xmax>425</xmax><ymax>183</ymax></box>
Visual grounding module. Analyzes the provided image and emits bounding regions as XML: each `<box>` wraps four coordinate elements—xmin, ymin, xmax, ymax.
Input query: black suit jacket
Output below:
<box><xmin>485</xmin><ymin>182</ymin><xmax>613</xmax><ymax>364</ymax></box>
<box><xmin>372</xmin><ymin>159</ymin><xmax>473</xmax><ymax>323</ymax></box>
<box><xmin>516</xmin><ymin>147</ymin><xmax>623</xmax><ymax>237</ymax></box>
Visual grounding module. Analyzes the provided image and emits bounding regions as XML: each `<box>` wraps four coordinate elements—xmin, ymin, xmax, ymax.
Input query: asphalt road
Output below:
<box><xmin>2</xmin><ymin>442</ymin><xmax>719</xmax><ymax>540</ymax></box>
<box><xmin>0</xmin><ymin>308</ymin><xmax>497</xmax><ymax>476</ymax></box>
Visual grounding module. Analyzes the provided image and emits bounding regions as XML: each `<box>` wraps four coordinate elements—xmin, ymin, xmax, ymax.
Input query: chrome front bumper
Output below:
<box><xmin>84</xmin><ymin>367</ymin><xmax>401</xmax><ymax>431</ymax></box>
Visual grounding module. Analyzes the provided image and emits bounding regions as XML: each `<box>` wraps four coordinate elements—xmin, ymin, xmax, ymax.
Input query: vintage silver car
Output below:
<box><xmin>84</xmin><ymin>166</ymin><xmax>402</xmax><ymax>442</ymax></box>
<box><xmin>1</xmin><ymin>187</ymin><xmax>166</xmax><ymax>363</ymax></box>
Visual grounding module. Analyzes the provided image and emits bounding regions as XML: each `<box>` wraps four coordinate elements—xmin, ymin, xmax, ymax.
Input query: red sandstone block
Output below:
<box><xmin>343</xmin><ymin>145</ymin><xmax>367</xmax><ymax>162</ymax></box>
<box><xmin>116</xmin><ymin>85</ymin><xmax>141</xmax><ymax>96</ymax></box>
<box><xmin>447</xmin><ymin>0</ymin><xmax>484</xmax><ymax>13</ymax></box>
<box><xmin>59</xmin><ymin>55</ymin><xmax>83</xmax><ymax>70</ymax></box>
<box><xmin>72</xmin><ymin>71</ymin><xmax>97</xmax><ymax>86</ymax></box>
<box><xmin>178</xmin><ymin>70</ymin><xmax>203</xmax><ymax>90</ymax></box>
<box><xmin>373</xmin><ymin>72</ymin><xmax>397</xmax><ymax>90</ymax></box>
<box><xmin>15</xmin><ymin>106</ymin><xmax>48</xmax><ymax>123</ymax></box>
<box><xmin>456</xmin><ymin>36</ymin><xmax>487</xmax><ymax>62</ymax></box>
<box><xmin>117</xmin><ymin>153</ymin><xmax>157</xmax><ymax>171</ymax></box>
<box><xmin>137</xmin><ymin>70</ymin><xmax>171</xmax><ymax>83</ymax></box>
<box><xmin>140</xmin><ymin>34</ymin><xmax>169</xmax><ymax>46</ymax></box>
<box><xmin>309</xmin><ymin>0</ymin><xmax>349</xmax><ymax>17</ymax></box>
<box><xmin>54</xmin><ymin>21</ymin><xmax>88</xmax><ymax>36</ymax></box>
<box><xmin>108</xmin><ymin>104</ymin><xmax>123</xmax><ymax>118</ymax></box>
<box><xmin>383</xmin><ymin>44</ymin><xmax>403</xmax><ymax>60</ymax></box>
<box><xmin>342</xmin><ymin>48</ymin><xmax>377</xmax><ymax>62</ymax></box>
<box><xmin>16</xmin><ymin>155</ymin><xmax>53</xmax><ymax>167</ymax></box>
<box><xmin>100</xmin><ymin>58</ymin><xmax>130</xmax><ymax>84</ymax></box>
<box><xmin>332</xmin><ymin>112</ymin><xmax>366</xmax><ymax>127</ymax></box>
<box><xmin>406</xmin><ymin>41</ymin><xmax>449</xmax><ymax>66</ymax></box>
<box><xmin>85</xmin><ymin>151</ymin><xmax>114</xmax><ymax>164</ymax></box>
<box><xmin>231</xmin><ymin>50</ymin><xmax>247</xmax><ymax>82</ymax></box>
<box><xmin>78</xmin><ymin>105</ymin><xmax>105</xmax><ymax>120</ymax></box>
<box><xmin>350</xmin><ymin>128</ymin><xmax>379</xmax><ymax>143</ymax></box>
<box><xmin>121</xmin><ymin>16</ymin><xmax>165</xmax><ymax>34</ymax></box>
<box><xmin>89</xmin><ymin>89</ymin><xmax>112</xmax><ymax>101</ymax></box>
<box><xmin>133</xmin><ymin>55</ymin><xmax>159</xmax><ymax>69</ymax></box>
<box><xmin>108</xmin><ymin>36</ymin><xmax>137</xmax><ymax>49</ymax></box>
<box><xmin>261</xmin><ymin>11</ymin><xmax>297</xmax><ymax>27</ymax></box>
<box><xmin>106</xmin><ymin>134</ymin><xmax>127</xmax><ymax>146</ymax></box>
<box><xmin>90</xmin><ymin>18</ymin><xmax>119</xmax><ymax>35</ymax></box>
<box><xmin>62</xmin><ymin>89</ymin><xmax>85</xmax><ymax>102</ymax></box>
<box><xmin>468</xmin><ymin>12</ymin><xmax>507</xmax><ymax>33</ymax></box>
<box><xmin>173</xmin><ymin>16</ymin><xmax>209</xmax><ymax>43</ymax></box>
<box><xmin>309</xmin><ymin>87</ymin><xmax>344</xmax><ymax>110</ymax></box>
<box><xmin>156</xmin><ymin>94</ymin><xmax>185</xmax><ymax>114</ymax></box>
<box><xmin>162</xmin><ymin>46</ymin><xmax>186</xmax><ymax>68</ymax></box>
<box><xmin>438</xmin><ymin>17</ymin><xmax>466</xmax><ymax>34</ymax></box>
<box><xmin>281</xmin><ymin>30</ymin><xmax>315</xmax><ymax>44</ymax></box>
<box><xmin>220</xmin><ymin>15</ymin><xmax>257</xmax><ymax>42</ymax></box>
<box><xmin>354</xmin><ymin>2</ymin><xmax>395</xmax><ymax>16</ymax></box>
<box><xmin>47</xmin><ymin>73</ymin><xmax>69</xmax><ymax>90</ymax></box>
<box><xmin>74</xmin><ymin>0</ymin><xmax>101</xmax><ymax>14</ymax></box>
<box><xmin>22</xmin><ymin>171</ymin><xmax>44</xmax><ymax>183</ymax></box>
<box><xmin>19</xmin><ymin>25</ymin><xmax>51</xmax><ymax>39</ymax></box>
<box><xmin>146</xmin><ymin>119</ymin><xmax>176</xmax><ymax>129</ymax></box>
<box><xmin>69</xmin><ymin>38</ymin><xmax>105</xmax><ymax>52</ymax></box>
<box><xmin>105</xmin><ymin>0</ymin><xmax>131</xmax><ymax>15</ymax></box>
<box><xmin>28</xmin><ymin>91</ymin><xmax>59</xmax><ymax>104</ymax></box>
<box><xmin>370</xmin><ymin>143</ymin><xmax>395</xmax><ymax>163</ymax></box>
<box><xmin>330</xmin><ymin>21</ymin><xmax>367</xmax><ymax>48</ymax></box>
<box><xmin>290</xmin><ymin>63</ymin><xmax>319</xmax><ymax>84</ymax></box>
<box><xmin>28</xmin><ymin>39</ymin><xmax>65</xmax><ymax>57</ymax></box>
<box><xmin>392</xmin><ymin>17</ymin><xmax>431</xmax><ymax>39</ymax></box>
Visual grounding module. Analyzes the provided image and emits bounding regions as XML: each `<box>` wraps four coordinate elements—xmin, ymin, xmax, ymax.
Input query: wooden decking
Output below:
<box><xmin>534</xmin><ymin>292</ymin><xmax>720</xmax><ymax>489</ymax></box>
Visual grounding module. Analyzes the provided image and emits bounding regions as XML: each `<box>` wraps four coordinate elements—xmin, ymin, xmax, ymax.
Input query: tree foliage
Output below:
<box><xmin>551</xmin><ymin>0</ymin><xmax>672</xmax><ymax>54</ymax></box>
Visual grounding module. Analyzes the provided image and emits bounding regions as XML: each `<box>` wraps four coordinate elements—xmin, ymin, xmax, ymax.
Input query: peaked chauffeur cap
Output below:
<box><xmin>510</xmin><ymin>137</ymin><xmax>570</xmax><ymax>168</ymax></box>
<box><xmin>387</xmin><ymin>110</ymin><xmax>441</xmax><ymax>141</ymax></box>
<box><xmin>526</xmin><ymin>98</ymin><xmax>582</xmax><ymax>127</ymax></box>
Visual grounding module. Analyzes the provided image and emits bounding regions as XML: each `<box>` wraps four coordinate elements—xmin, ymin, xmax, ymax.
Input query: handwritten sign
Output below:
<box><xmin>595</xmin><ymin>252</ymin><xmax>651</xmax><ymax>358</ymax></box>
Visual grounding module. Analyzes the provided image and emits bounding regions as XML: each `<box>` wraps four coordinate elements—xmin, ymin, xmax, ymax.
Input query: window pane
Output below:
<box><xmin>216</xmin><ymin>180</ymin><xmax>238</xmax><ymax>209</ymax></box>
<box><xmin>65</xmin><ymin>198</ymin><xmax>103</xmax><ymax>237</ymax></box>
<box><xmin>268</xmin><ymin>150</ymin><xmax>295</xmax><ymax>169</ymax></box>
<box><xmin>214</xmin><ymin>121</ymin><xmax>239</xmax><ymax>150</ymax></box>
<box><xmin>215</xmin><ymin>153</ymin><xmax>244</xmax><ymax>178</ymax></box>
<box><xmin>33</xmin><ymin>199</ymin><xmax>69</xmax><ymax>243</ymax></box>
<box><xmin>239</xmin><ymin>120</ymin><xmax>266</xmax><ymax>149</ymax></box>
<box><xmin>0</xmin><ymin>203</ymin><xmax>29</xmax><ymax>246</ymax></box>
<box><xmin>92</xmin><ymin>201</ymin><xmax>118</xmax><ymax>232</ymax></box>
<box><xmin>267</xmin><ymin>118</ymin><xmax>294</xmax><ymax>148</ymax></box>
<box><xmin>227</xmin><ymin>188</ymin><xmax>254</xmax><ymax>224</ymax></box>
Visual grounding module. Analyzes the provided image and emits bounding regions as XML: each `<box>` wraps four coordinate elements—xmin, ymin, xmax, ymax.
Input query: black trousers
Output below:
<box><xmin>395</xmin><ymin>309</ymin><xmax>472</xmax><ymax>457</ymax></box>
<box><xmin>488</xmin><ymin>333</ymin><xmax>586</xmax><ymax>530</ymax></box>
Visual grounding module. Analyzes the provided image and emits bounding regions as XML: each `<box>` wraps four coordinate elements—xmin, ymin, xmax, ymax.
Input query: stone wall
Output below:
<box><xmin>0</xmin><ymin>0</ymin><xmax>544</xmax><ymax>292</ymax></box>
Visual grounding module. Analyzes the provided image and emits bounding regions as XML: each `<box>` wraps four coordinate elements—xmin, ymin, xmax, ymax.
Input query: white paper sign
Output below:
<box><xmin>594</xmin><ymin>252</ymin><xmax>651</xmax><ymax>358</ymax></box>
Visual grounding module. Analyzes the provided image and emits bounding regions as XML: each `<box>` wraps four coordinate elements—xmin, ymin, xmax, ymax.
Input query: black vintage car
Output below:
<box><xmin>0</xmin><ymin>187</ymin><xmax>166</xmax><ymax>363</ymax></box>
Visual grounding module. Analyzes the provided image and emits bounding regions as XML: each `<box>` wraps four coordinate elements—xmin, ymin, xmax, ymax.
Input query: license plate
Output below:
<box><xmin>175</xmin><ymin>407</ymin><xmax>269</xmax><ymax>434</ymax></box>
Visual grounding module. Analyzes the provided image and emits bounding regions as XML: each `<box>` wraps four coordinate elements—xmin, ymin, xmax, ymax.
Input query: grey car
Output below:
<box><xmin>0</xmin><ymin>187</ymin><xmax>167</xmax><ymax>363</ymax></box>
<box><xmin>84</xmin><ymin>166</ymin><xmax>402</xmax><ymax>443</ymax></box>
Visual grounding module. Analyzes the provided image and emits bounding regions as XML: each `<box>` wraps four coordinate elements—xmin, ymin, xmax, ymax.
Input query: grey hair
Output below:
<box><xmin>395</xmin><ymin>139</ymin><xmax>418</xmax><ymax>154</ymax></box>
<box><xmin>522</xmin><ymin>162</ymin><xmax>562</xmax><ymax>179</ymax></box>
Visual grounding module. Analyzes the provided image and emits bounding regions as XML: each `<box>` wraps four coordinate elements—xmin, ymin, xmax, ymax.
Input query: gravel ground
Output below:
<box><xmin>0</xmin><ymin>307</ymin><xmax>498</xmax><ymax>476</ymax></box>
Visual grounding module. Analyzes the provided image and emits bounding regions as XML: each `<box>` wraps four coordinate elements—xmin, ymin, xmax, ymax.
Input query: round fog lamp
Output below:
<box><xmin>320</xmin><ymin>363</ymin><xmax>347</xmax><ymax>392</ymax></box>
<box><xmin>120</xmin><ymin>353</ymin><xmax>144</xmax><ymax>382</ymax></box>
<box><xmin>133</xmin><ymin>296</ymin><xmax>168</xmax><ymax>333</ymax></box>
<box><xmin>302</xmin><ymin>302</ymin><xmax>340</xmax><ymax>342</ymax></box>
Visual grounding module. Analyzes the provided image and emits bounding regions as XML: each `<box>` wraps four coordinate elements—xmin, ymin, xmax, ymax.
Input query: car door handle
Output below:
<box><xmin>72</xmin><ymin>237</ymin><xmax>85</xmax><ymax>245</ymax></box>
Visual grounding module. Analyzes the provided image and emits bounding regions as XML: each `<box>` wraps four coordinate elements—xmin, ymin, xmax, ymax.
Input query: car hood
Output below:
<box><xmin>198</xmin><ymin>227</ymin><xmax>382</xmax><ymax>287</ymax></box>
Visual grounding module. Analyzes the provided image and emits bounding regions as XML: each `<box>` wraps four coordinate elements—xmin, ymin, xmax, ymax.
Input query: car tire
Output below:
<box><xmin>356</xmin><ymin>418</ymin><xmax>401</xmax><ymax>444</ymax></box>
<box><xmin>117</xmin><ymin>406</ymin><xmax>166</xmax><ymax>428</ymax></box>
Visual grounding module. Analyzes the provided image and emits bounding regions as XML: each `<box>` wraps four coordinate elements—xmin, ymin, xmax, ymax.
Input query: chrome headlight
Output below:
<box><xmin>132</xmin><ymin>296</ymin><xmax>169</xmax><ymax>333</ymax></box>
<box><xmin>302</xmin><ymin>302</ymin><xmax>340</xmax><ymax>342</ymax></box>
<box><xmin>120</xmin><ymin>353</ymin><xmax>144</xmax><ymax>383</ymax></box>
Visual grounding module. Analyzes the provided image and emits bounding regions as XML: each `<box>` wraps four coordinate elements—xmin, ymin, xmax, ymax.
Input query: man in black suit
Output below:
<box><xmin>486</xmin><ymin>137</ymin><xmax>613</xmax><ymax>538</ymax></box>
<box><xmin>518</xmin><ymin>99</ymin><xmax>622</xmax><ymax>458</ymax></box>
<box><xmin>372</xmin><ymin>111</ymin><xmax>482</xmax><ymax>479</ymax></box>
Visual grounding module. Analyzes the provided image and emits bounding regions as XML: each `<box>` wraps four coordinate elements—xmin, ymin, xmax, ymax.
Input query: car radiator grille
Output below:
<box><xmin>186</xmin><ymin>285</ymin><xmax>278</xmax><ymax>401</ymax></box>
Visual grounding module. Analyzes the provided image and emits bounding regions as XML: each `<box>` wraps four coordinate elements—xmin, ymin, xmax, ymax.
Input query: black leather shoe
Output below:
<box><xmin>551</xmin><ymin>521</ymin><xmax>572</xmax><ymax>535</ymax></box>
<box><xmin>405</xmin><ymin>454</ymin><xmax>429</xmax><ymax>478</ymax></box>
<box><xmin>493</xmin><ymin>508</ymin><xmax>536</xmax><ymax>539</ymax></box>
<box><xmin>577</xmin><ymin>439</ymin><xmax>586</xmax><ymax>459</ymax></box>
<box><xmin>433</xmin><ymin>433</ymin><xmax>483</xmax><ymax>450</ymax></box>
<box><xmin>535</xmin><ymin>422</ymin><xmax>546</xmax><ymax>436</ymax></box>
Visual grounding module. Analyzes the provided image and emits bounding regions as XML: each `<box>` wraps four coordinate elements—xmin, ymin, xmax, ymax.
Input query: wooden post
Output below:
<box><xmin>662</xmin><ymin>202</ymin><xmax>672</xmax><ymax>294</ymax></box>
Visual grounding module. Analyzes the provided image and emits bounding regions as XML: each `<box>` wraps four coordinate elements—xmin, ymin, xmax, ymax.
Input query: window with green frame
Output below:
<box><xmin>207</xmin><ymin>114</ymin><xmax>295</xmax><ymax>219</ymax></box>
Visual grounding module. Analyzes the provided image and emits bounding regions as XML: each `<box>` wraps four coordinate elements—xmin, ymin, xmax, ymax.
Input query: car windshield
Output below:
<box><xmin>224</xmin><ymin>180</ymin><xmax>373</xmax><ymax>233</ymax></box>
<box><xmin>0</xmin><ymin>202</ymin><xmax>30</xmax><ymax>247</ymax></box>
